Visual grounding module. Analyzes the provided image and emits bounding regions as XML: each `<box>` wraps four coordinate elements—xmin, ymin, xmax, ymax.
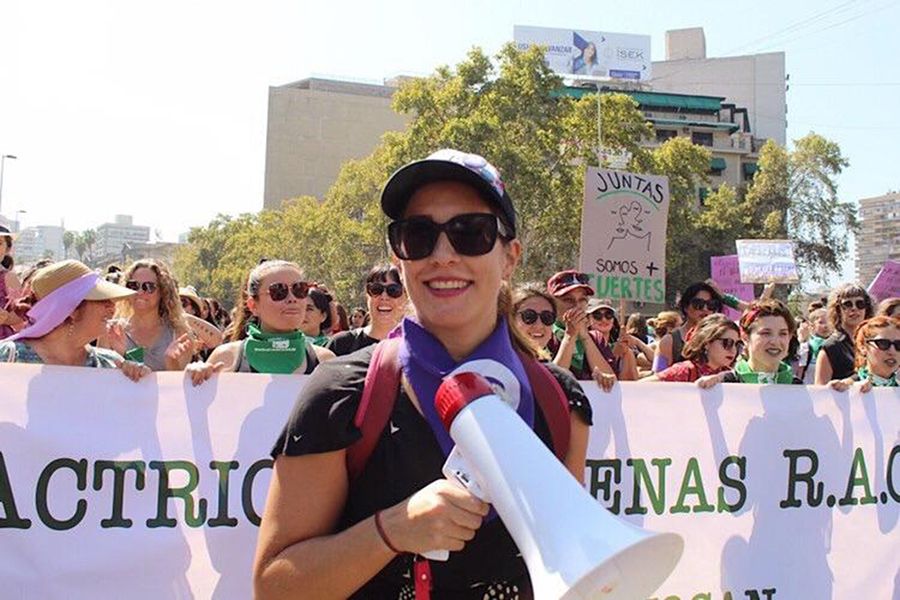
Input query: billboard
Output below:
<box><xmin>514</xmin><ymin>25</ymin><xmax>652</xmax><ymax>81</ymax></box>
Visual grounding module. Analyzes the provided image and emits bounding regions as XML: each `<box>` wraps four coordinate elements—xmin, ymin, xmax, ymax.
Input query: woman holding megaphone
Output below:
<box><xmin>254</xmin><ymin>150</ymin><xmax>592</xmax><ymax>599</ymax></box>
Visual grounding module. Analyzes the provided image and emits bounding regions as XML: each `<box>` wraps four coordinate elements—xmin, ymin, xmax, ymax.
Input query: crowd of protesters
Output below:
<box><xmin>0</xmin><ymin>221</ymin><xmax>897</xmax><ymax>394</ymax></box>
<box><xmin>1</xmin><ymin>150</ymin><xmax>898</xmax><ymax>599</ymax></box>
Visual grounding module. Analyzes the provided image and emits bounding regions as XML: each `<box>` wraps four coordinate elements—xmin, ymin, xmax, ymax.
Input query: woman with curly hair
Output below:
<box><xmin>101</xmin><ymin>258</ymin><xmax>194</xmax><ymax>371</ymax></box>
<box><xmin>815</xmin><ymin>283</ymin><xmax>874</xmax><ymax>384</ymax></box>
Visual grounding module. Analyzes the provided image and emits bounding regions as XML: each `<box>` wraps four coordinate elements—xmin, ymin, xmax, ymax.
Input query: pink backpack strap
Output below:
<box><xmin>518</xmin><ymin>352</ymin><xmax>571</xmax><ymax>460</ymax></box>
<box><xmin>346</xmin><ymin>338</ymin><xmax>402</xmax><ymax>481</ymax></box>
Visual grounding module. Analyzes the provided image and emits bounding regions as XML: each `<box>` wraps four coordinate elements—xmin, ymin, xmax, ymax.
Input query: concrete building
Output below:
<box><xmin>95</xmin><ymin>215</ymin><xmax>151</xmax><ymax>260</ymax></box>
<box><xmin>652</xmin><ymin>28</ymin><xmax>786</xmax><ymax>146</ymax></box>
<box><xmin>263</xmin><ymin>77</ymin><xmax>410</xmax><ymax>209</ymax></box>
<box><xmin>262</xmin><ymin>28</ymin><xmax>785</xmax><ymax>210</ymax></box>
<box><xmin>14</xmin><ymin>225</ymin><xmax>65</xmax><ymax>265</ymax></box>
<box><xmin>857</xmin><ymin>191</ymin><xmax>900</xmax><ymax>285</ymax></box>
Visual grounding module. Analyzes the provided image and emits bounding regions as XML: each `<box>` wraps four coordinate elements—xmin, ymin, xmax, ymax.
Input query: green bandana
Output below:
<box><xmin>244</xmin><ymin>324</ymin><xmax>307</xmax><ymax>374</ymax></box>
<box><xmin>734</xmin><ymin>358</ymin><xmax>794</xmax><ymax>384</ymax></box>
<box><xmin>308</xmin><ymin>333</ymin><xmax>330</xmax><ymax>347</ymax></box>
<box><xmin>124</xmin><ymin>347</ymin><xmax>145</xmax><ymax>363</ymax></box>
<box><xmin>858</xmin><ymin>367</ymin><xmax>899</xmax><ymax>387</ymax></box>
<box><xmin>808</xmin><ymin>335</ymin><xmax>826</xmax><ymax>359</ymax></box>
<box><xmin>553</xmin><ymin>322</ymin><xmax>585</xmax><ymax>372</ymax></box>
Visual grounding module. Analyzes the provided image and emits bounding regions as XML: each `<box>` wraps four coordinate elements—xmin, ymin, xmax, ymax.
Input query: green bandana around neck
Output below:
<box><xmin>553</xmin><ymin>322</ymin><xmax>585</xmax><ymax>371</ymax></box>
<box><xmin>858</xmin><ymin>367</ymin><xmax>899</xmax><ymax>387</ymax></box>
<box><xmin>734</xmin><ymin>358</ymin><xmax>794</xmax><ymax>384</ymax></box>
<box><xmin>244</xmin><ymin>323</ymin><xmax>307</xmax><ymax>374</ymax></box>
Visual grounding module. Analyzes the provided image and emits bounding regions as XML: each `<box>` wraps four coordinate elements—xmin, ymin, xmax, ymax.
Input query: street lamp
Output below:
<box><xmin>14</xmin><ymin>210</ymin><xmax>27</xmax><ymax>233</ymax></box>
<box><xmin>0</xmin><ymin>154</ymin><xmax>18</xmax><ymax>216</ymax></box>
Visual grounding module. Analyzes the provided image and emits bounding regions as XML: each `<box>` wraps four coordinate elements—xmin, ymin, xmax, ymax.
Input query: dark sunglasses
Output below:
<box><xmin>867</xmin><ymin>338</ymin><xmax>900</xmax><ymax>352</ymax></box>
<box><xmin>180</xmin><ymin>297</ymin><xmax>197</xmax><ymax>310</ymax></box>
<box><xmin>265</xmin><ymin>281</ymin><xmax>309</xmax><ymax>302</ymax></box>
<box><xmin>125</xmin><ymin>280</ymin><xmax>158</xmax><ymax>294</ymax></box>
<box><xmin>590</xmin><ymin>309</ymin><xmax>616</xmax><ymax>321</ymax></box>
<box><xmin>366</xmin><ymin>281</ymin><xmax>404</xmax><ymax>298</ymax></box>
<box><xmin>387</xmin><ymin>213</ymin><xmax>512</xmax><ymax>261</ymax></box>
<box><xmin>518</xmin><ymin>308</ymin><xmax>556</xmax><ymax>326</ymax></box>
<box><xmin>564</xmin><ymin>272</ymin><xmax>591</xmax><ymax>285</ymax></box>
<box><xmin>841</xmin><ymin>298</ymin><xmax>868</xmax><ymax>311</ymax></box>
<box><xmin>689</xmin><ymin>298</ymin><xmax>722</xmax><ymax>312</ymax></box>
<box><xmin>716</xmin><ymin>338</ymin><xmax>745</xmax><ymax>353</ymax></box>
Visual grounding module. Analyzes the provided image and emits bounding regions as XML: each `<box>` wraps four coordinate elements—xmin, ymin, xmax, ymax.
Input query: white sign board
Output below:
<box><xmin>514</xmin><ymin>25</ymin><xmax>651</xmax><ymax>81</ymax></box>
<box><xmin>736</xmin><ymin>239</ymin><xmax>800</xmax><ymax>283</ymax></box>
<box><xmin>579</xmin><ymin>167</ymin><xmax>670</xmax><ymax>303</ymax></box>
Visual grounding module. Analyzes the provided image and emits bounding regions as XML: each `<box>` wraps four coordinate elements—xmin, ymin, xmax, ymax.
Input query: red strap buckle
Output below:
<box><xmin>414</xmin><ymin>556</ymin><xmax>432</xmax><ymax>600</ymax></box>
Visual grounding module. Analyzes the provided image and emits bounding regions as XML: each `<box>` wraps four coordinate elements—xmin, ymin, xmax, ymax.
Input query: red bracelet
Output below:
<box><xmin>374</xmin><ymin>510</ymin><xmax>402</xmax><ymax>554</ymax></box>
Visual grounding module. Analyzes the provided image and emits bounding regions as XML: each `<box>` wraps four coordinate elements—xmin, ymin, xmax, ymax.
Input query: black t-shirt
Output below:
<box><xmin>326</xmin><ymin>328</ymin><xmax>378</xmax><ymax>357</ymax></box>
<box><xmin>822</xmin><ymin>331</ymin><xmax>856</xmax><ymax>380</ymax></box>
<box><xmin>272</xmin><ymin>345</ymin><xmax>592</xmax><ymax>599</ymax></box>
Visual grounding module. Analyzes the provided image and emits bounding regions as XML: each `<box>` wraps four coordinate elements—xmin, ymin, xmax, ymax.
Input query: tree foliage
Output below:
<box><xmin>175</xmin><ymin>45</ymin><xmax>855</xmax><ymax>308</ymax></box>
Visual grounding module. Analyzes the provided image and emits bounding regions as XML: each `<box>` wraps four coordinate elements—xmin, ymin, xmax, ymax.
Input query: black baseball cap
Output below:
<box><xmin>380</xmin><ymin>149</ymin><xmax>517</xmax><ymax>238</ymax></box>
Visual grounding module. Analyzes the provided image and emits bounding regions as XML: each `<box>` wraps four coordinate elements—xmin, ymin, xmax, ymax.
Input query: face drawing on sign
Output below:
<box><xmin>607</xmin><ymin>200</ymin><xmax>651</xmax><ymax>251</ymax></box>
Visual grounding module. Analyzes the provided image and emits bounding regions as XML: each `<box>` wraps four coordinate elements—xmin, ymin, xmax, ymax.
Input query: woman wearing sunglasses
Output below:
<box><xmin>511</xmin><ymin>284</ymin><xmax>557</xmax><ymax>358</ymax></box>
<box><xmin>815</xmin><ymin>283</ymin><xmax>874</xmax><ymax>384</ymax></box>
<box><xmin>653</xmin><ymin>282</ymin><xmax>725</xmax><ymax>372</ymax></box>
<box><xmin>101</xmin><ymin>259</ymin><xmax>194</xmax><ymax>371</ymax></box>
<box><xmin>584</xmin><ymin>300</ymin><xmax>639</xmax><ymax>381</ymax></box>
<box><xmin>255</xmin><ymin>150</ymin><xmax>592</xmax><ymax>599</ymax></box>
<box><xmin>188</xmin><ymin>260</ymin><xmax>335</xmax><ymax>384</ymax></box>
<box><xmin>327</xmin><ymin>264</ymin><xmax>406</xmax><ymax>357</ymax></box>
<box><xmin>828</xmin><ymin>315</ymin><xmax>900</xmax><ymax>391</ymax></box>
<box><xmin>641</xmin><ymin>314</ymin><xmax>741</xmax><ymax>385</ymax></box>
<box><xmin>0</xmin><ymin>260</ymin><xmax>149</xmax><ymax>381</ymax></box>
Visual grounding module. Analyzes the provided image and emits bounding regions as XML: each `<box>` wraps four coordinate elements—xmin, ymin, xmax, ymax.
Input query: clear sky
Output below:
<box><xmin>1</xmin><ymin>0</ymin><xmax>897</xmax><ymax>279</ymax></box>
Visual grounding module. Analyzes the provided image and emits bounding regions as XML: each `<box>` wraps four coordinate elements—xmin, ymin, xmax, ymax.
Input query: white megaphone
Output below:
<box><xmin>429</xmin><ymin>372</ymin><xmax>684</xmax><ymax>600</ymax></box>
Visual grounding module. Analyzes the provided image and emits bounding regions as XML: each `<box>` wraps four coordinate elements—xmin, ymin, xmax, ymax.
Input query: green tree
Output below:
<box><xmin>63</xmin><ymin>230</ymin><xmax>75</xmax><ymax>259</ymax></box>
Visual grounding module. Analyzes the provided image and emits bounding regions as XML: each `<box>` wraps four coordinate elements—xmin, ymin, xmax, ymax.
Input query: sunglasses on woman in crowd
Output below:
<box><xmin>689</xmin><ymin>298</ymin><xmax>722</xmax><ymax>312</ymax></box>
<box><xmin>716</xmin><ymin>338</ymin><xmax>745</xmax><ymax>353</ymax></box>
<box><xmin>517</xmin><ymin>308</ymin><xmax>556</xmax><ymax>326</ymax></box>
<box><xmin>125</xmin><ymin>281</ymin><xmax>158</xmax><ymax>294</ymax></box>
<box><xmin>387</xmin><ymin>213</ymin><xmax>512</xmax><ymax>260</ymax></box>
<box><xmin>366</xmin><ymin>281</ymin><xmax>404</xmax><ymax>298</ymax></box>
<box><xmin>867</xmin><ymin>338</ymin><xmax>900</xmax><ymax>351</ymax></box>
<box><xmin>840</xmin><ymin>298</ymin><xmax>868</xmax><ymax>311</ymax></box>
<box><xmin>264</xmin><ymin>281</ymin><xmax>310</xmax><ymax>302</ymax></box>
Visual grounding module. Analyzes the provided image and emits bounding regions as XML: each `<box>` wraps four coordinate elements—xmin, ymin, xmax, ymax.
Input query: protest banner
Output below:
<box><xmin>735</xmin><ymin>239</ymin><xmax>800</xmax><ymax>284</ymax></box>
<box><xmin>867</xmin><ymin>259</ymin><xmax>900</xmax><ymax>302</ymax></box>
<box><xmin>579</xmin><ymin>167</ymin><xmax>670</xmax><ymax>303</ymax></box>
<box><xmin>1</xmin><ymin>365</ymin><xmax>897</xmax><ymax>599</ymax></box>
<box><xmin>710</xmin><ymin>254</ymin><xmax>755</xmax><ymax>321</ymax></box>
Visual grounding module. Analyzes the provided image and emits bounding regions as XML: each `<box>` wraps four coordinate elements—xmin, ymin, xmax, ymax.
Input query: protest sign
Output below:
<box><xmin>867</xmin><ymin>259</ymin><xmax>900</xmax><ymax>302</ymax></box>
<box><xmin>735</xmin><ymin>239</ymin><xmax>800</xmax><ymax>283</ymax></box>
<box><xmin>710</xmin><ymin>254</ymin><xmax>755</xmax><ymax>320</ymax></box>
<box><xmin>579</xmin><ymin>167</ymin><xmax>670</xmax><ymax>303</ymax></box>
<box><xmin>1</xmin><ymin>365</ymin><xmax>897</xmax><ymax>599</ymax></box>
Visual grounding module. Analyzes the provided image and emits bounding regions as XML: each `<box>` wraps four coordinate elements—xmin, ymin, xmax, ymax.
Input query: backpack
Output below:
<box><xmin>344</xmin><ymin>337</ymin><xmax>573</xmax><ymax>600</ymax></box>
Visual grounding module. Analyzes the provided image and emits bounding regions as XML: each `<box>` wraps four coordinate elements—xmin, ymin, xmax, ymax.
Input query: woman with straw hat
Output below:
<box><xmin>0</xmin><ymin>260</ymin><xmax>149</xmax><ymax>381</ymax></box>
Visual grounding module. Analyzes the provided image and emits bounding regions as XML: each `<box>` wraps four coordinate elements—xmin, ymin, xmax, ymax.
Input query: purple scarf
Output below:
<box><xmin>399</xmin><ymin>317</ymin><xmax>535</xmax><ymax>458</ymax></box>
<box><xmin>5</xmin><ymin>273</ymin><xmax>99</xmax><ymax>341</ymax></box>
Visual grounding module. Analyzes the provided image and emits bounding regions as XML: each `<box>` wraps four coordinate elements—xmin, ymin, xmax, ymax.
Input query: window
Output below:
<box><xmin>656</xmin><ymin>129</ymin><xmax>677</xmax><ymax>143</ymax></box>
<box><xmin>691</xmin><ymin>131</ymin><xmax>713</xmax><ymax>147</ymax></box>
